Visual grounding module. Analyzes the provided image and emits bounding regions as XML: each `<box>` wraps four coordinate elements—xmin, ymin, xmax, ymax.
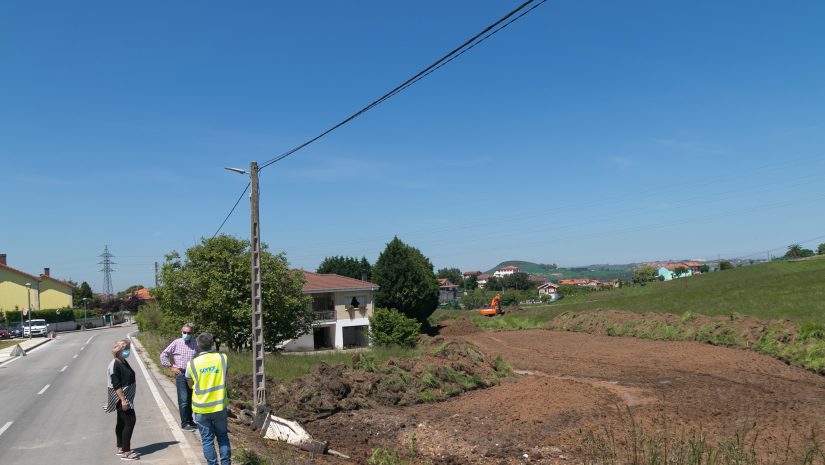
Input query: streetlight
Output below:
<box><xmin>226</xmin><ymin>163</ymin><xmax>267</xmax><ymax>429</ymax></box>
<box><xmin>82</xmin><ymin>297</ymin><xmax>88</xmax><ymax>329</ymax></box>
<box><xmin>25</xmin><ymin>283</ymin><xmax>32</xmax><ymax>339</ymax></box>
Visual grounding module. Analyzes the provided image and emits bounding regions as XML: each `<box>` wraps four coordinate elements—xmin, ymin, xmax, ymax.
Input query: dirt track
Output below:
<box><xmin>306</xmin><ymin>328</ymin><xmax>825</xmax><ymax>464</ymax></box>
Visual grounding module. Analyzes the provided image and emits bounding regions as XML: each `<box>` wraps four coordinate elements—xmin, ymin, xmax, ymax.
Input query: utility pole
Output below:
<box><xmin>249</xmin><ymin>161</ymin><xmax>267</xmax><ymax>429</ymax></box>
<box><xmin>154</xmin><ymin>261</ymin><xmax>159</xmax><ymax>288</ymax></box>
<box><xmin>225</xmin><ymin>162</ymin><xmax>267</xmax><ymax>430</ymax></box>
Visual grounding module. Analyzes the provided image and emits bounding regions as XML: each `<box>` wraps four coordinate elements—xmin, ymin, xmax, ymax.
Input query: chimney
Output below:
<box><xmin>0</xmin><ymin>254</ymin><xmax>6</xmax><ymax>266</ymax></box>
<box><xmin>43</xmin><ymin>267</ymin><xmax>50</xmax><ymax>277</ymax></box>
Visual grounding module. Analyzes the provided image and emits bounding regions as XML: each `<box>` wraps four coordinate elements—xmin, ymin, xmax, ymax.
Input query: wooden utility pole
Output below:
<box><xmin>249</xmin><ymin>161</ymin><xmax>267</xmax><ymax>429</ymax></box>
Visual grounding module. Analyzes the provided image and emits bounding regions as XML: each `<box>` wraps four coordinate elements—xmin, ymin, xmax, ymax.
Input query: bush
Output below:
<box><xmin>369</xmin><ymin>308</ymin><xmax>421</xmax><ymax>347</ymax></box>
<box><xmin>4</xmin><ymin>308</ymin><xmax>75</xmax><ymax>324</ymax></box>
<box><xmin>135</xmin><ymin>302</ymin><xmax>181</xmax><ymax>334</ymax></box>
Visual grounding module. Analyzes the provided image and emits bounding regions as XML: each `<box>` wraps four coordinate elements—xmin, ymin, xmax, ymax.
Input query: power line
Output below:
<box><xmin>211</xmin><ymin>1</ymin><xmax>547</xmax><ymax>238</ymax></box>
<box><xmin>212</xmin><ymin>182</ymin><xmax>250</xmax><ymax>239</ymax></box>
<box><xmin>258</xmin><ymin>0</ymin><xmax>546</xmax><ymax>170</ymax></box>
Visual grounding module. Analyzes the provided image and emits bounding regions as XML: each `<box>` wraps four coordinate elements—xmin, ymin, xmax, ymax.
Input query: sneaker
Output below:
<box><xmin>120</xmin><ymin>451</ymin><xmax>140</xmax><ymax>461</ymax></box>
<box><xmin>181</xmin><ymin>424</ymin><xmax>196</xmax><ymax>431</ymax></box>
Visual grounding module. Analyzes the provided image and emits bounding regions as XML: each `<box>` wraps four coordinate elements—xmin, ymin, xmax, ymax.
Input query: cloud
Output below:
<box><xmin>647</xmin><ymin>138</ymin><xmax>729</xmax><ymax>157</ymax></box>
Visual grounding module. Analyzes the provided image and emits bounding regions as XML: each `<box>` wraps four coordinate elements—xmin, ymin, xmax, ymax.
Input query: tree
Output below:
<box><xmin>784</xmin><ymin>244</ymin><xmax>814</xmax><ymax>259</ymax></box>
<box><xmin>818</xmin><ymin>243</ymin><xmax>825</xmax><ymax>255</ymax></box>
<box><xmin>317</xmin><ymin>255</ymin><xmax>372</xmax><ymax>281</ymax></box>
<box><xmin>154</xmin><ymin>235</ymin><xmax>313</xmax><ymax>351</ymax></box>
<box><xmin>632</xmin><ymin>265</ymin><xmax>657</xmax><ymax>284</ymax></box>
<box><xmin>699</xmin><ymin>264</ymin><xmax>710</xmax><ymax>273</ymax></box>
<box><xmin>369</xmin><ymin>308</ymin><xmax>421</xmax><ymax>347</ymax></box>
<box><xmin>436</xmin><ymin>267</ymin><xmax>463</xmax><ymax>286</ymax></box>
<box><xmin>464</xmin><ymin>274</ymin><xmax>478</xmax><ymax>291</ymax></box>
<box><xmin>484</xmin><ymin>276</ymin><xmax>502</xmax><ymax>291</ymax></box>
<box><xmin>719</xmin><ymin>260</ymin><xmax>734</xmax><ymax>270</ymax></box>
<box><xmin>500</xmin><ymin>272</ymin><xmax>532</xmax><ymax>290</ymax></box>
<box><xmin>673</xmin><ymin>266</ymin><xmax>689</xmax><ymax>278</ymax></box>
<box><xmin>73</xmin><ymin>281</ymin><xmax>94</xmax><ymax>305</ymax></box>
<box><xmin>372</xmin><ymin>237</ymin><xmax>439</xmax><ymax>326</ymax></box>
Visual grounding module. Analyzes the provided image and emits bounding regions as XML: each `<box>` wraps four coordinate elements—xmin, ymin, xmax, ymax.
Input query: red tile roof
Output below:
<box><xmin>538</xmin><ymin>282</ymin><xmax>559</xmax><ymax>288</ymax></box>
<box><xmin>499</xmin><ymin>265</ymin><xmax>519</xmax><ymax>270</ymax></box>
<box><xmin>131</xmin><ymin>288</ymin><xmax>155</xmax><ymax>300</ymax></box>
<box><xmin>302</xmin><ymin>271</ymin><xmax>379</xmax><ymax>293</ymax></box>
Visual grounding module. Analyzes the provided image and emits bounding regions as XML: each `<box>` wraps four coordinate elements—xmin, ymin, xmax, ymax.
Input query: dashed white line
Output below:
<box><xmin>86</xmin><ymin>335</ymin><xmax>96</xmax><ymax>344</ymax></box>
<box><xmin>73</xmin><ymin>354</ymin><xmax>78</xmax><ymax>359</ymax></box>
<box><xmin>38</xmin><ymin>384</ymin><xmax>50</xmax><ymax>395</ymax></box>
<box><xmin>0</xmin><ymin>421</ymin><xmax>12</xmax><ymax>437</ymax></box>
<box><xmin>80</xmin><ymin>346</ymin><xmax>85</xmax><ymax>351</ymax></box>
<box><xmin>60</xmin><ymin>365</ymin><xmax>68</xmax><ymax>372</ymax></box>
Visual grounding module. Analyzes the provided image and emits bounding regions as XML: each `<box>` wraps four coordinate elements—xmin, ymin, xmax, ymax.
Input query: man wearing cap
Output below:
<box><xmin>187</xmin><ymin>332</ymin><xmax>231</xmax><ymax>465</ymax></box>
<box><xmin>160</xmin><ymin>323</ymin><xmax>199</xmax><ymax>431</ymax></box>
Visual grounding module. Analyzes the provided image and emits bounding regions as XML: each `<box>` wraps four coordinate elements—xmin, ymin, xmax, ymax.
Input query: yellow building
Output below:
<box><xmin>0</xmin><ymin>254</ymin><xmax>75</xmax><ymax>312</ymax></box>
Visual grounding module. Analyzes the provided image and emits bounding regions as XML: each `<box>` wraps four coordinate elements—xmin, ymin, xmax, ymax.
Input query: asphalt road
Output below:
<box><xmin>0</xmin><ymin>325</ymin><xmax>199</xmax><ymax>464</ymax></box>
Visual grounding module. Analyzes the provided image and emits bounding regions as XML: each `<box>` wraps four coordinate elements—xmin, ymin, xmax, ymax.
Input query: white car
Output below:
<box><xmin>23</xmin><ymin>319</ymin><xmax>48</xmax><ymax>337</ymax></box>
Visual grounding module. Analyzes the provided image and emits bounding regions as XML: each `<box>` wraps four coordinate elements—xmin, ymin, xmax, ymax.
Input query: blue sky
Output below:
<box><xmin>2</xmin><ymin>1</ymin><xmax>824</xmax><ymax>292</ymax></box>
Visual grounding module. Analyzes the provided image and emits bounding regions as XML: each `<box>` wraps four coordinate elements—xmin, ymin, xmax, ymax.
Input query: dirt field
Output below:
<box><xmin>304</xmin><ymin>325</ymin><xmax>825</xmax><ymax>464</ymax></box>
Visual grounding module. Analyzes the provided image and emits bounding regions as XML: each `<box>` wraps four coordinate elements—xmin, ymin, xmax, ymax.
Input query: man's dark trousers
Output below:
<box><xmin>176</xmin><ymin>374</ymin><xmax>194</xmax><ymax>427</ymax></box>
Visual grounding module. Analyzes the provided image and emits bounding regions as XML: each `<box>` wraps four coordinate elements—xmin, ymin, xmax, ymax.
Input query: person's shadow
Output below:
<box><xmin>133</xmin><ymin>441</ymin><xmax>179</xmax><ymax>456</ymax></box>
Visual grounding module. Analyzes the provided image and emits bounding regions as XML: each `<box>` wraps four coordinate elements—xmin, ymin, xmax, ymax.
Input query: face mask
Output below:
<box><xmin>182</xmin><ymin>333</ymin><xmax>192</xmax><ymax>342</ymax></box>
<box><xmin>121</xmin><ymin>349</ymin><xmax>130</xmax><ymax>358</ymax></box>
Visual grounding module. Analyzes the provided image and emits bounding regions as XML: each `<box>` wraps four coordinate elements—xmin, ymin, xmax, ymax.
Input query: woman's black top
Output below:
<box><xmin>110</xmin><ymin>359</ymin><xmax>135</xmax><ymax>390</ymax></box>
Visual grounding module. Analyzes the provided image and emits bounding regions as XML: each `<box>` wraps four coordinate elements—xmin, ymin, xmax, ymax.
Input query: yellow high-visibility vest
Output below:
<box><xmin>188</xmin><ymin>352</ymin><xmax>228</xmax><ymax>414</ymax></box>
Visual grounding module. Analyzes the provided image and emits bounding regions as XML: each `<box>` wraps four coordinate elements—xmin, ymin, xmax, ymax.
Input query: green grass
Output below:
<box><xmin>508</xmin><ymin>257</ymin><xmax>825</xmax><ymax>325</ymax></box>
<box><xmin>135</xmin><ymin>332</ymin><xmax>418</xmax><ymax>382</ymax></box>
<box><xmin>0</xmin><ymin>339</ymin><xmax>20</xmax><ymax>350</ymax></box>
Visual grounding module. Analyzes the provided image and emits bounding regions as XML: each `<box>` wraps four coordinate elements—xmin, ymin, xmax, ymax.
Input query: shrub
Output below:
<box><xmin>369</xmin><ymin>308</ymin><xmax>421</xmax><ymax>347</ymax></box>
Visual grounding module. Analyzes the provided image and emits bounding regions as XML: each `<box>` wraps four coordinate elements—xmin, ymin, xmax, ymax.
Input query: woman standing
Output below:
<box><xmin>106</xmin><ymin>339</ymin><xmax>139</xmax><ymax>461</ymax></box>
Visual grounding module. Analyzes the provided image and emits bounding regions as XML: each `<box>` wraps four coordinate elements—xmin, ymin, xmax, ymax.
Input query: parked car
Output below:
<box><xmin>23</xmin><ymin>319</ymin><xmax>49</xmax><ymax>337</ymax></box>
<box><xmin>0</xmin><ymin>325</ymin><xmax>9</xmax><ymax>339</ymax></box>
<box><xmin>9</xmin><ymin>324</ymin><xmax>24</xmax><ymax>338</ymax></box>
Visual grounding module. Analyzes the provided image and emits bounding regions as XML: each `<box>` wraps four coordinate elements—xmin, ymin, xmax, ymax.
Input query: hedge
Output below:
<box><xmin>3</xmin><ymin>307</ymin><xmax>77</xmax><ymax>325</ymax></box>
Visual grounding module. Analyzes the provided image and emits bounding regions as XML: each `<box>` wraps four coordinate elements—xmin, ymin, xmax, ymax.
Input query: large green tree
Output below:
<box><xmin>73</xmin><ymin>281</ymin><xmax>94</xmax><ymax>305</ymax></box>
<box><xmin>372</xmin><ymin>237</ymin><xmax>439</xmax><ymax>326</ymax></box>
<box><xmin>317</xmin><ymin>255</ymin><xmax>372</xmax><ymax>280</ymax></box>
<box><xmin>436</xmin><ymin>267</ymin><xmax>463</xmax><ymax>286</ymax></box>
<box><xmin>785</xmin><ymin>244</ymin><xmax>815</xmax><ymax>259</ymax></box>
<box><xmin>633</xmin><ymin>265</ymin><xmax>657</xmax><ymax>284</ymax></box>
<box><xmin>818</xmin><ymin>243</ymin><xmax>825</xmax><ymax>255</ymax></box>
<box><xmin>154</xmin><ymin>235</ymin><xmax>313</xmax><ymax>351</ymax></box>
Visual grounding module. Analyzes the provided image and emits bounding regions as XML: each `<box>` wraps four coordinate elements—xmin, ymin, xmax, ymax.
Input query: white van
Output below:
<box><xmin>23</xmin><ymin>319</ymin><xmax>48</xmax><ymax>337</ymax></box>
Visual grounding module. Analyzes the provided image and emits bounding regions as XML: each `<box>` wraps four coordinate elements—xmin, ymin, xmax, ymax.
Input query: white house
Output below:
<box><xmin>537</xmin><ymin>282</ymin><xmax>560</xmax><ymax>301</ymax></box>
<box><xmin>281</xmin><ymin>272</ymin><xmax>379</xmax><ymax>352</ymax></box>
<box><xmin>493</xmin><ymin>265</ymin><xmax>520</xmax><ymax>278</ymax></box>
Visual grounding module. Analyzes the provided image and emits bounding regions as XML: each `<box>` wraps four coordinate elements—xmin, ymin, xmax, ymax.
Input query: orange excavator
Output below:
<box><xmin>479</xmin><ymin>293</ymin><xmax>503</xmax><ymax>317</ymax></box>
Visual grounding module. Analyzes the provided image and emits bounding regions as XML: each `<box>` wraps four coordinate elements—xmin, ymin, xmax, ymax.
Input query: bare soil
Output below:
<box><xmin>303</xmin><ymin>325</ymin><xmax>825</xmax><ymax>464</ymax></box>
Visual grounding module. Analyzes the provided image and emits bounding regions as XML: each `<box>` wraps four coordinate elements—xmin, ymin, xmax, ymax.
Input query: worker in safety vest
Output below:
<box><xmin>186</xmin><ymin>332</ymin><xmax>231</xmax><ymax>465</ymax></box>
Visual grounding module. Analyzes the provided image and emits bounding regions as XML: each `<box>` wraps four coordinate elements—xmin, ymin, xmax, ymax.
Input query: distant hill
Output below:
<box><xmin>485</xmin><ymin>260</ymin><xmax>635</xmax><ymax>282</ymax></box>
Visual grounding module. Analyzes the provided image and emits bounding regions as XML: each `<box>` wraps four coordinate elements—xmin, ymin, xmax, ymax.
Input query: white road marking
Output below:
<box><xmin>80</xmin><ymin>346</ymin><xmax>85</xmax><ymax>351</ymax></box>
<box><xmin>129</xmin><ymin>333</ymin><xmax>201</xmax><ymax>464</ymax></box>
<box><xmin>38</xmin><ymin>384</ymin><xmax>50</xmax><ymax>395</ymax></box>
<box><xmin>60</xmin><ymin>365</ymin><xmax>68</xmax><ymax>372</ymax></box>
<box><xmin>0</xmin><ymin>421</ymin><xmax>12</xmax><ymax>437</ymax></box>
<box><xmin>86</xmin><ymin>335</ymin><xmax>96</xmax><ymax>344</ymax></box>
<box><xmin>73</xmin><ymin>354</ymin><xmax>78</xmax><ymax>359</ymax></box>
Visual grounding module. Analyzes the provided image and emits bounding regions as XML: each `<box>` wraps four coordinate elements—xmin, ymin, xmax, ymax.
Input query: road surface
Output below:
<box><xmin>0</xmin><ymin>325</ymin><xmax>200</xmax><ymax>464</ymax></box>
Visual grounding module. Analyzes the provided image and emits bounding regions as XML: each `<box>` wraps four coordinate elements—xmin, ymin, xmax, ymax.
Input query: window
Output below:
<box><xmin>350</xmin><ymin>296</ymin><xmax>366</xmax><ymax>309</ymax></box>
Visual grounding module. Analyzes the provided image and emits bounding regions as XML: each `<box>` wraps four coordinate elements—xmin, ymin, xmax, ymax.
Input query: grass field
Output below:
<box><xmin>433</xmin><ymin>256</ymin><xmax>825</xmax><ymax>330</ymax></box>
<box><xmin>135</xmin><ymin>332</ymin><xmax>417</xmax><ymax>382</ymax></box>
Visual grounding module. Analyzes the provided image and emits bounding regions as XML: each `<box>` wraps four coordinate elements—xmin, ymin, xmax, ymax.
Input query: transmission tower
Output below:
<box><xmin>99</xmin><ymin>245</ymin><xmax>116</xmax><ymax>300</ymax></box>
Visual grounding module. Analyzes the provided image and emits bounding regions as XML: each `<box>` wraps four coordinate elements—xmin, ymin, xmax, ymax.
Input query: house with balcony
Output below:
<box><xmin>438</xmin><ymin>278</ymin><xmax>459</xmax><ymax>304</ymax></box>
<box><xmin>537</xmin><ymin>282</ymin><xmax>560</xmax><ymax>300</ymax></box>
<box><xmin>493</xmin><ymin>265</ymin><xmax>519</xmax><ymax>278</ymax></box>
<box><xmin>280</xmin><ymin>271</ymin><xmax>379</xmax><ymax>352</ymax></box>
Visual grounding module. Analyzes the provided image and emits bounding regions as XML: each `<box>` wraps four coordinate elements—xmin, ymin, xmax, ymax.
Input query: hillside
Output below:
<box><xmin>486</xmin><ymin>260</ymin><xmax>635</xmax><ymax>282</ymax></box>
<box><xmin>549</xmin><ymin>256</ymin><xmax>825</xmax><ymax>324</ymax></box>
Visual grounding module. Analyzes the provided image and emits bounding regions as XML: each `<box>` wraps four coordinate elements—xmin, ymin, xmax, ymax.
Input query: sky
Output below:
<box><xmin>2</xmin><ymin>1</ymin><xmax>824</xmax><ymax>292</ymax></box>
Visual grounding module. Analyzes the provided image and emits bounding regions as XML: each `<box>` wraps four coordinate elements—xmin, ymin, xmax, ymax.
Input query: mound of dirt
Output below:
<box><xmin>251</xmin><ymin>338</ymin><xmax>509</xmax><ymax>422</ymax></box>
<box><xmin>438</xmin><ymin>319</ymin><xmax>481</xmax><ymax>337</ymax></box>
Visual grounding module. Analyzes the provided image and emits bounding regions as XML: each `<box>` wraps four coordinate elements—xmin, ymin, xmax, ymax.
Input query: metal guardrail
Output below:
<box><xmin>314</xmin><ymin>310</ymin><xmax>335</xmax><ymax>321</ymax></box>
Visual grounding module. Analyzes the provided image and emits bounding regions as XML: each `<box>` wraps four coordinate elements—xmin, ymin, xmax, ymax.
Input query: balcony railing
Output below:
<box><xmin>314</xmin><ymin>310</ymin><xmax>336</xmax><ymax>322</ymax></box>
